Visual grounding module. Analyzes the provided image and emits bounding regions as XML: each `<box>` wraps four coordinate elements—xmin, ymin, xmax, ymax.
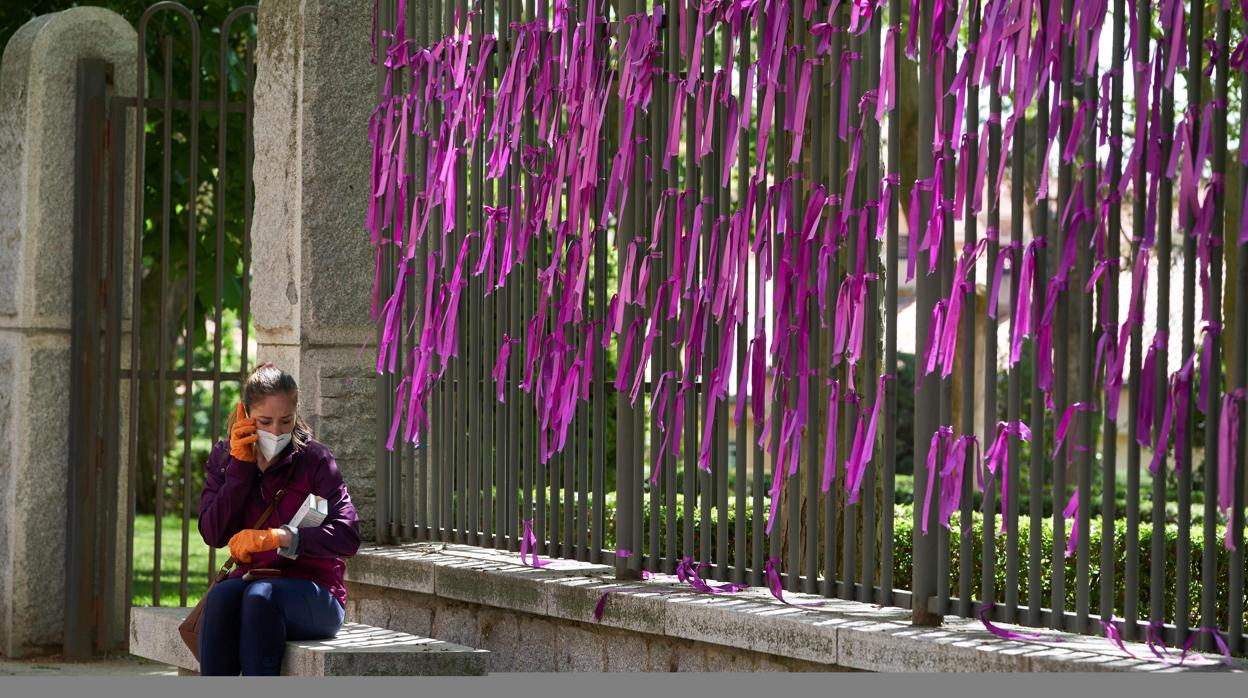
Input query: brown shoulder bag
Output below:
<box><xmin>178</xmin><ymin>464</ymin><xmax>296</xmax><ymax>662</ymax></box>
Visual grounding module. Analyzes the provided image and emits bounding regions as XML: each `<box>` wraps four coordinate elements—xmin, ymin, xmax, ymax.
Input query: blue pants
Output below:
<box><xmin>198</xmin><ymin>577</ymin><xmax>345</xmax><ymax>676</ymax></box>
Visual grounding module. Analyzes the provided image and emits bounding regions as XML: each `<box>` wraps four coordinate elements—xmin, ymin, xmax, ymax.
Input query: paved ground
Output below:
<box><xmin>0</xmin><ymin>652</ymin><xmax>178</xmax><ymax>676</ymax></box>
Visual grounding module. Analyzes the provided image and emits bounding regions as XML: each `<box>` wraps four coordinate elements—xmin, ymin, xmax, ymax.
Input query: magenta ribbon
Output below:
<box><xmin>978</xmin><ymin>603</ymin><xmax>1055</xmax><ymax>642</ymax></box>
<box><xmin>1219</xmin><ymin>389</ymin><xmax>1245</xmax><ymax>550</ymax></box>
<box><xmin>1063</xmin><ymin>488</ymin><xmax>1080</xmax><ymax>560</ymax></box>
<box><xmin>676</xmin><ymin>557</ymin><xmax>750</xmax><ymax>595</ymax></box>
<box><xmin>1052</xmin><ymin>402</ymin><xmax>1096</xmax><ymax>461</ymax></box>
<box><xmin>520</xmin><ymin>518</ymin><xmax>549</xmax><ymax>568</ymax></box>
<box><xmin>844</xmin><ymin>374</ymin><xmax>892</xmax><ymax>505</ymax></box>
<box><xmin>922</xmin><ymin>426</ymin><xmax>954</xmax><ymax>535</ymax></box>
<box><xmin>764</xmin><ymin>558</ymin><xmax>825</xmax><ymax>607</ymax></box>
<box><xmin>1146</xmin><ymin>622</ymin><xmax>1234</xmax><ymax>667</ymax></box>
<box><xmin>984</xmin><ymin>420</ymin><xmax>1032</xmax><ymax>534</ymax></box>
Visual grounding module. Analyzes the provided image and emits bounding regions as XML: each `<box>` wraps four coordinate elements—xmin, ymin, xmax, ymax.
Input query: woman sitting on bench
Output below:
<box><xmin>197</xmin><ymin>362</ymin><xmax>362</xmax><ymax>676</ymax></box>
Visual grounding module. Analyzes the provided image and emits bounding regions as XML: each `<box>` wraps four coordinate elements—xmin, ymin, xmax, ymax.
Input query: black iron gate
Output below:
<box><xmin>66</xmin><ymin>2</ymin><xmax>257</xmax><ymax>659</ymax></box>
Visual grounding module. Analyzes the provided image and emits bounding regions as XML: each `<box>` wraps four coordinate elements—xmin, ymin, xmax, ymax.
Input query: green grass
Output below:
<box><xmin>131</xmin><ymin>513</ymin><xmax>227</xmax><ymax>608</ymax></box>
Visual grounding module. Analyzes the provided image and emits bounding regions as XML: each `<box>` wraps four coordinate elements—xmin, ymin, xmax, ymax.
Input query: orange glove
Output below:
<box><xmin>228</xmin><ymin>528</ymin><xmax>284</xmax><ymax>563</ymax></box>
<box><xmin>230</xmin><ymin>402</ymin><xmax>258</xmax><ymax>462</ymax></box>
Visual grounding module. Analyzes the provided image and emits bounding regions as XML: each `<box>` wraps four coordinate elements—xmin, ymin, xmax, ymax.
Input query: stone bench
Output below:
<box><xmin>130</xmin><ymin>606</ymin><xmax>490</xmax><ymax>676</ymax></box>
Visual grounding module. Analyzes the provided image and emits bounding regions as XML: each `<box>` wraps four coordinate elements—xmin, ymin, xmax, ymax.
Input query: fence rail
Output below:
<box><xmin>370</xmin><ymin>0</ymin><xmax>1248</xmax><ymax>655</ymax></box>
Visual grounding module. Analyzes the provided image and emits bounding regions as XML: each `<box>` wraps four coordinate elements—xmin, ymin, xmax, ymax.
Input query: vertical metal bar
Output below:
<box><xmin>715</xmin><ymin>12</ymin><xmax>730</xmax><ymax>583</ymax></box>
<box><xmin>860</xmin><ymin>10</ymin><xmax>880</xmax><ymax>606</ymax></box>
<box><xmin>648</xmin><ymin>1</ymin><xmax>662</xmax><ymax>571</ymax></box>
<box><xmin>1052</xmin><ymin>0</ymin><xmax>1074</xmax><ymax>630</ymax></box>
<box><xmin>937</xmin><ymin>0</ymin><xmax>955</xmax><ymax>611</ymax></box>
<box><xmin>881</xmin><ymin>0</ymin><xmax>900</xmax><ymax>605</ymax></box>
<box><xmin>182</xmin><ymin>11</ymin><xmax>203</xmax><ymax>608</ymax></box>
<box><xmin>1075</xmin><ymin>25</ymin><xmax>1097</xmax><ymax>634</ymax></box>
<box><xmin>752</xmin><ymin>4</ymin><xmax>767</xmax><ymax>591</ymax></box>
<box><xmin>67</xmin><ymin>58</ymin><xmax>108</xmax><ymax>658</ymax></box>
<box><xmin>1028</xmin><ymin>0</ymin><xmax>1050</xmax><ymax>630</ymax></box>
<box><xmin>509</xmin><ymin>0</ymin><xmax>524</xmax><ymax>551</ymax></box>
<box><xmin>103</xmin><ymin>95</ymin><xmax>127</xmax><ymax>651</ymax></box>
<box><xmin>733</xmin><ymin>10</ymin><xmax>749</xmax><ymax>585</ymax></box>
<box><xmin>628</xmin><ymin>1</ymin><xmax>652</xmax><ymax>575</ymax></box>
<box><xmin>469</xmin><ymin>0</ymin><xmax>484</xmax><ymax>548</ymax></box>
<box><xmin>456</xmin><ymin>0</ymin><xmax>470</xmax><ymax>545</ymax></box>
<box><xmin>838</xmin><ymin>5</ymin><xmax>858</xmax><ymax>602</ymax></box>
<box><xmin>1101</xmin><ymin>0</ymin><xmax>1125</xmax><ymax>632</ymax></box>
<box><xmin>1004</xmin><ymin>6</ymin><xmax>1024</xmax><ymax>625</ymax></box>
<box><xmin>1151</xmin><ymin>0</ymin><xmax>1173</xmax><ymax>631</ymax></box>
<box><xmin>982</xmin><ymin>51</ymin><xmax>1002</xmax><ymax>620</ymax></box>
<box><xmin>431</xmin><ymin>0</ymin><xmax>444</xmax><ymax>543</ymax></box>
<box><xmin>958</xmin><ymin>0</ymin><xmax>982</xmax><ymax>619</ymax></box>
<box><xmin>210</xmin><ymin>13</ymin><xmax>229</xmax><ymax>576</ymax></box>
<box><xmin>822</xmin><ymin>1</ymin><xmax>843</xmax><ymax>598</ymax></box>
<box><xmin>911</xmin><ymin>0</ymin><xmax>940</xmax><ymax>626</ymax></box>
<box><xmin>663</xmin><ymin>6</ymin><xmax>678</xmax><ymax>576</ymax></box>
<box><xmin>153</xmin><ymin>34</ymin><xmax>175</xmax><ymax>608</ymax></box>
<box><xmin>405</xmin><ymin>0</ymin><xmax>421</xmax><ymax>544</ymax></box>
<box><xmin>242</xmin><ymin>32</ymin><xmax>254</xmax><ymax>381</ymax></box>
<box><xmin>683</xmin><ymin>0</ymin><xmax>697</xmax><ymax>568</ymax></box>
<box><xmin>615</xmin><ymin>0</ymin><xmax>638</xmax><ymax>581</ymax></box>
<box><xmin>1124</xmin><ymin>0</ymin><xmax>1147</xmax><ymax>639</ymax></box>
<box><xmin>1176</xmin><ymin>0</ymin><xmax>1202</xmax><ymax>649</ymax></box>
<box><xmin>784</xmin><ymin>0</ymin><xmax>800</xmax><ymax>595</ymax></box>
<box><xmin>803</xmin><ymin>5</ymin><xmax>821</xmax><ymax>596</ymax></box>
<box><xmin>698</xmin><ymin>0</ymin><xmax>714</xmax><ymax>573</ymax></box>
<box><xmin>375</xmin><ymin>0</ymin><xmax>394</xmax><ymax>546</ymax></box>
<box><xmin>1202</xmin><ymin>0</ymin><xmax>1229</xmax><ymax>652</ymax></box>
<box><xmin>125</xmin><ymin>14</ymin><xmax>148</xmax><ymax>639</ymax></box>
<box><xmin>1231</xmin><ymin>3</ymin><xmax>1248</xmax><ymax>654</ymax></box>
<box><xmin>591</xmin><ymin>3</ymin><xmax>607</xmax><ymax>560</ymax></box>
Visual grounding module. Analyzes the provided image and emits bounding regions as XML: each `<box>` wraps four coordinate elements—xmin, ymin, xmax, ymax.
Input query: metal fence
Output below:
<box><xmin>370</xmin><ymin>0</ymin><xmax>1248</xmax><ymax>654</ymax></box>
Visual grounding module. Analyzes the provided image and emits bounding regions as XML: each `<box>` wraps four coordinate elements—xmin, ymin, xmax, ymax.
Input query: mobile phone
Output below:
<box><xmin>242</xmin><ymin>568</ymin><xmax>282</xmax><ymax>581</ymax></box>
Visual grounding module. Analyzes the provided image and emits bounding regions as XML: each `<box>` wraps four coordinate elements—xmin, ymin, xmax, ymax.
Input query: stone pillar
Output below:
<box><xmin>0</xmin><ymin>8</ymin><xmax>137</xmax><ymax>658</ymax></box>
<box><xmin>252</xmin><ymin>0</ymin><xmax>379</xmax><ymax>540</ymax></box>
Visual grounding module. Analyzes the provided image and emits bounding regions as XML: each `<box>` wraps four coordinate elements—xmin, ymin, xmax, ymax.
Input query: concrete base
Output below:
<box><xmin>129</xmin><ymin>606</ymin><xmax>490</xmax><ymax>676</ymax></box>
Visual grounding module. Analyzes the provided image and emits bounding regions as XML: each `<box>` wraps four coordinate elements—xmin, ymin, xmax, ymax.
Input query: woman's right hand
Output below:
<box><xmin>229</xmin><ymin>402</ymin><xmax>258</xmax><ymax>462</ymax></box>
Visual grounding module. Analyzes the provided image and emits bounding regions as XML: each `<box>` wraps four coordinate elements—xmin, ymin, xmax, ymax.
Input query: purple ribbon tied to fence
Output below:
<box><xmin>984</xmin><ymin>420</ymin><xmax>1031</xmax><ymax>535</ymax></box>
<box><xmin>764</xmin><ymin>558</ymin><xmax>825</xmax><ymax>607</ymax></box>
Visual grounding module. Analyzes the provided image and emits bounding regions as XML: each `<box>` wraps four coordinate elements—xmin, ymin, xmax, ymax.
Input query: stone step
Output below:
<box><xmin>129</xmin><ymin>606</ymin><xmax>490</xmax><ymax>676</ymax></box>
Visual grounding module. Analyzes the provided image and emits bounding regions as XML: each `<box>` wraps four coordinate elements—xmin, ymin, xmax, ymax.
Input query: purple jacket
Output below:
<box><xmin>198</xmin><ymin>437</ymin><xmax>361</xmax><ymax>608</ymax></box>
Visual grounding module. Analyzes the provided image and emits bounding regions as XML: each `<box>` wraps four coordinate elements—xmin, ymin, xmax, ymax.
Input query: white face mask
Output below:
<box><xmin>256</xmin><ymin>428</ymin><xmax>293</xmax><ymax>460</ymax></box>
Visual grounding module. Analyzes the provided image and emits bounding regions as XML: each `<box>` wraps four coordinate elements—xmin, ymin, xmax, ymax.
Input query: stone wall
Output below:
<box><xmin>344</xmin><ymin>581</ymin><xmax>850</xmax><ymax>672</ymax></box>
<box><xmin>252</xmin><ymin>0</ymin><xmax>380</xmax><ymax>541</ymax></box>
<box><xmin>0</xmin><ymin>7</ymin><xmax>136</xmax><ymax>658</ymax></box>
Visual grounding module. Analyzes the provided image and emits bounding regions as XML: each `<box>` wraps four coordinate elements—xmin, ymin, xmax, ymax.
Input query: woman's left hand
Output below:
<box><xmin>228</xmin><ymin>528</ymin><xmax>285</xmax><ymax>563</ymax></box>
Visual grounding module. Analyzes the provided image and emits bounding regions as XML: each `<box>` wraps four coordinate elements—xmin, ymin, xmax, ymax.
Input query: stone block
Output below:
<box><xmin>131</xmin><ymin>606</ymin><xmax>489</xmax><ymax>676</ymax></box>
<box><xmin>472</xmin><ymin>608</ymin><xmax>522</xmax><ymax>671</ymax></box>
<box><xmin>431</xmin><ymin>602</ymin><xmax>481</xmax><ymax>649</ymax></box>
<box><xmin>436</xmin><ymin>558</ymin><xmax>549</xmax><ymax>616</ymax></box>
<box><xmin>604</xmin><ymin>630</ymin><xmax>649</xmax><ymax>672</ymax></box>
<box><xmin>555</xmin><ymin>624</ymin><xmax>605</xmax><ymax>672</ymax></box>
<box><xmin>545</xmin><ymin>576</ymin><xmax>667</xmax><ymax>634</ymax></box>
<box><xmin>513</xmin><ymin>615</ymin><xmax>558</xmax><ymax>672</ymax></box>
<box><xmin>702</xmin><ymin>646</ymin><xmax>758</xmax><ymax>672</ymax></box>
<box><xmin>346</xmin><ymin>548</ymin><xmax>437</xmax><ymax>594</ymax></box>
<box><xmin>661</xmin><ymin>591</ymin><xmax>838</xmax><ymax>665</ymax></box>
